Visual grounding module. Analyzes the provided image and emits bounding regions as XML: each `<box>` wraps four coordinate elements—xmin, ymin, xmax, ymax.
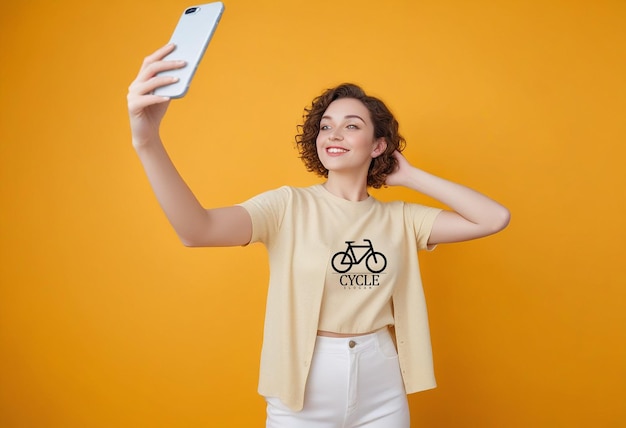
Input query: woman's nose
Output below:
<box><xmin>329</xmin><ymin>130</ymin><xmax>343</xmax><ymax>140</ymax></box>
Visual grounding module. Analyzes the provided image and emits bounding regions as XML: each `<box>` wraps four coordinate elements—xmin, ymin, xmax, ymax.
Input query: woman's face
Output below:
<box><xmin>315</xmin><ymin>98</ymin><xmax>386</xmax><ymax>176</ymax></box>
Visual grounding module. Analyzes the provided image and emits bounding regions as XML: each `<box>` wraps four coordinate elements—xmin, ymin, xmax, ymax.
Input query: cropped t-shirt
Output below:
<box><xmin>238</xmin><ymin>184</ymin><xmax>442</xmax><ymax>411</ymax></box>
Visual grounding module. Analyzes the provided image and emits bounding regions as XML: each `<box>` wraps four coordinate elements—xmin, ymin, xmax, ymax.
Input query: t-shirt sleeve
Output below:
<box><xmin>236</xmin><ymin>186</ymin><xmax>290</xmax><ymax>245</ymax></box>
<box><xmin>404</xmin><ymin>203</ymin><xmax>443</xmax><ymax>251</ymax></box>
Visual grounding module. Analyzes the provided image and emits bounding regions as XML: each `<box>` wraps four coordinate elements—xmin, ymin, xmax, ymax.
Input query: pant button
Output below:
<box><xmin>349</xmin><ymin>340</ymin><xmax>356</xmax><ymax>348</ymax></box>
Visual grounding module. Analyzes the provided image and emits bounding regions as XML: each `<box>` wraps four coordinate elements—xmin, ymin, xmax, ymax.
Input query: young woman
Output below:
<box><xmin>128</xmin><ymin>43</ymin><xmax>510</xmax><ymax>428</ymax></box>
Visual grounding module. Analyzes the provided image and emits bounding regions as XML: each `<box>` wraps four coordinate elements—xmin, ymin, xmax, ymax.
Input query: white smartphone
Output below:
<box><xmin>153</xmin><ymin>2</ymin><xmax>225</xmax><ymax>98</ymax></box>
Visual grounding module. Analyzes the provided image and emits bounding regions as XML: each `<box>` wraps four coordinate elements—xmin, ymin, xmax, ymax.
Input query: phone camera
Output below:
<box><xmin>185</xmin><ymin>7</ymin><xmax>199</xmax><ymax>14</ymax></box>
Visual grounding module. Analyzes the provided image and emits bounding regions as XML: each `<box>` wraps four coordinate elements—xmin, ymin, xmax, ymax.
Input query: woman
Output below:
<box><xmin>128</xmin><ymin>43</ymin><xmax>510</xmax><ymax>427</ymax></box>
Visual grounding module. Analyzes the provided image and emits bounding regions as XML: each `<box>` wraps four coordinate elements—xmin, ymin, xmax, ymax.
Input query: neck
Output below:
<box><xmin>323</xmin><ymin>174</ymin><xmax>369</xmax><ymax>202</ymax></box>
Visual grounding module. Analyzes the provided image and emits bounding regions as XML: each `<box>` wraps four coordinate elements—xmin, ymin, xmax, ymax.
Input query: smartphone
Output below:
<box><xmin>153</xmin><ymin>2</ymin><xmax>224</xmax><ymax>98</ymax></box>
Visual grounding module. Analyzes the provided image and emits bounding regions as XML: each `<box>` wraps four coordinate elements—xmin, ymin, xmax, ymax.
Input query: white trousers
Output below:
<box><xmin>265</xmin><ymin>328</ymin><xmax>410</xmax><ymax>428</ymax></box>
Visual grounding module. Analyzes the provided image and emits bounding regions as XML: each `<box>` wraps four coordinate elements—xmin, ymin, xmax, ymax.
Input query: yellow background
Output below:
<box><xmin>1</xmin><ymin>0</ymin><xmax>625</xmax><ymax>426</ymax></box>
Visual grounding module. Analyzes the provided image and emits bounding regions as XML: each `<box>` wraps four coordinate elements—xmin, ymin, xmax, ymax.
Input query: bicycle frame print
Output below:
<box><xmin>331</xmin><ymin>239</ymin><xmax>388</xmax><ymax>274</ymax></box>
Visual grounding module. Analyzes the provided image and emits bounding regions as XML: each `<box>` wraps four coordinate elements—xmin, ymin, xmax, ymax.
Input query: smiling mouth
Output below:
<box><xmin>327</xmin><ymin>147</ymin><xmax>349</xmax><ymax>154</ymax></box>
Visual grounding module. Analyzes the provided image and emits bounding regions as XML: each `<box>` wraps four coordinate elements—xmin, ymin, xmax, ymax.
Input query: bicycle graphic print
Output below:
<box><xmin>331</xmin><ymin>239</ymin><xmax>387</xmax><ymax>274</ymax></box>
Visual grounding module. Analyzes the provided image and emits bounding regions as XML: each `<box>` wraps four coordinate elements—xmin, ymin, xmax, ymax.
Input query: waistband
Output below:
<box><xmin>314</xmin><ymin>327</ymin><xmax>393</xmax><ymax>354</ymax></box>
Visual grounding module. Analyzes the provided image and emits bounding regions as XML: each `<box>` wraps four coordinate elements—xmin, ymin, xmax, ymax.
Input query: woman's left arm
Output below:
<box><xmin>385</xmin><ymin>151</ymin><xmax>511</xmax><ymax>245</ymax></box>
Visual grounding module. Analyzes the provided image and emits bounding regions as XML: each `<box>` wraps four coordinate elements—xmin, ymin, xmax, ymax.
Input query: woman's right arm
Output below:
<box><xmin>127</xmin><ymin>44</ymin><xmax>252</xmax><ymax>247</ymax></box>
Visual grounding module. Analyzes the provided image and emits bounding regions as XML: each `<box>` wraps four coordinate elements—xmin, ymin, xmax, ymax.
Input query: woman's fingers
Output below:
<box><xmin>130</xmin><ymin>61</ymin><xmax>185</xmax><ymax>96</ymax></box>
<box><xmin>127</xmin><ymin>91</ymin><xmax>170</xmax><ymax>114</ymax></box>
<box><xmin>144</xmin><ymin>42</ymin><xmax>177</xmax><ymax>64</ymax></box>
<box><xmin>129</xmin><ymin>74</ymin><xmax>177</xmax><ymax>99</ymax></box>
<box><xmin>129</xmin><ymin>43</ymin><xmax>186</xmax><ymax>96</ymax></box>
<box><xmin>135</xmin><ymin>58</ymin><xmax>186</xmax><ymax>87</ymax></box>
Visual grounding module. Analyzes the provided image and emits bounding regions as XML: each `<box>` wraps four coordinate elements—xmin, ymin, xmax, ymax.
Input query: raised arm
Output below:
<box><xmin>127</xmin><ymin>44</ymin><xmax>252</xmax><ymax>247</ymax></box>
<box><xmin>385</xmin><ymin>151</ymin><xmax>510</xmax><ymax>245</ymax></box>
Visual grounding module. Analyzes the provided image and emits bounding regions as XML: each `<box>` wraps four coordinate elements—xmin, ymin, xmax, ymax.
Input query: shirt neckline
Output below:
<box><xmin>313</xmin><ymin>184</ymin><xmax>377</xmax><ymax>208</ymax></box>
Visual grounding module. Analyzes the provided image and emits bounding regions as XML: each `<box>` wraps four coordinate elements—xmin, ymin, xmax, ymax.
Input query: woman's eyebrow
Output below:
<box><xmin>321</xmin><ymin>114</ymin><xmax>366</xmax><ymax>123</ymax></box>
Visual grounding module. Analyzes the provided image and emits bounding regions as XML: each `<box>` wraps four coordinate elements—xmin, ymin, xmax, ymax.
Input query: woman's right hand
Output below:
<box><xmin>127</xmin><ymin>43</ymin><xmax>186</xmax><ymax>148</ymax></box>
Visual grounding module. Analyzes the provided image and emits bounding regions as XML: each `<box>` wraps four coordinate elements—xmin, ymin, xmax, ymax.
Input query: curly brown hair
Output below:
<box><xmin>295</xmin><ymin>83</ymin><xmax>406</xmax><ymax>189</ymax></box>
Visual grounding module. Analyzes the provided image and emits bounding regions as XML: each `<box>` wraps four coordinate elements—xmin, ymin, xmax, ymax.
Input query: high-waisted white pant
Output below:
<box><xmin>265</xmin><ymin>328</ymin><xmax>410</xmax><ymax>428</ymax></box>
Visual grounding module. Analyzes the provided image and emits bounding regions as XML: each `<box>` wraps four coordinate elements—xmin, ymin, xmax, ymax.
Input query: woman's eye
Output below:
<box><xmin>347</xmin><ymin>124</ymin><xmax>359</xmax><ymax>129</ymax></box>
<box><xmin>320</xmin><ymin>125</ymin><xmax>330</xmax><ymax>130</ymax></box>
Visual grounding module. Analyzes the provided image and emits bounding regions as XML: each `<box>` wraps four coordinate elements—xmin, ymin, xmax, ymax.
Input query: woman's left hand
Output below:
<box><xmin>384</xmin><ymin>151</ymin><xmax>510</xmax><ymax>245</ymax></box>
<box><xmin>384</xmin><ymin>150</ymin><xmax>414</xmax><ymax>187</ymax></box>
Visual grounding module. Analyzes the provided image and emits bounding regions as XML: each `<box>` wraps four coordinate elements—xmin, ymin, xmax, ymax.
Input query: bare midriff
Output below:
<box><xmin>317</xmin><ymin>326</ymin><xmax>388</xmax><ymax>338</ymax></box>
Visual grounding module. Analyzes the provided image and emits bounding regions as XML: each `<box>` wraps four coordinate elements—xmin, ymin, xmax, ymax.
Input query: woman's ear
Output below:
<box><xmin>371</xmin><ymin>138</ymin><xmax>388</xmax><ymax>158</ymax></box>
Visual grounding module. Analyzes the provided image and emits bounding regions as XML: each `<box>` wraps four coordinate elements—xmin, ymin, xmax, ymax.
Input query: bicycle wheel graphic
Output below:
<box><xmin>331</xmin><ymin>251</ymin><xmax>353</xmax><ymax>273</ymax></box>
<box><xmin>365</xmin><ymin>252</ymin><xmax>387</xmax><ymax>273</ymax></box>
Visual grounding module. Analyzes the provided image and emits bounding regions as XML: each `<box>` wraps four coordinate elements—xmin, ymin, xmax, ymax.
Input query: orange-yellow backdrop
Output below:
<box><xmin>1</xmin><ymin>0</ymin><xmax>624</xmax><ymax>427</ymax></box>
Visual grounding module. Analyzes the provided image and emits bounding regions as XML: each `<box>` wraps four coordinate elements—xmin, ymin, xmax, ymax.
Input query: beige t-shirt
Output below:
<box><xmin>239</xmin><ymin>184</ymin><xmax>442</xmax><ymax>411</ymax></box>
